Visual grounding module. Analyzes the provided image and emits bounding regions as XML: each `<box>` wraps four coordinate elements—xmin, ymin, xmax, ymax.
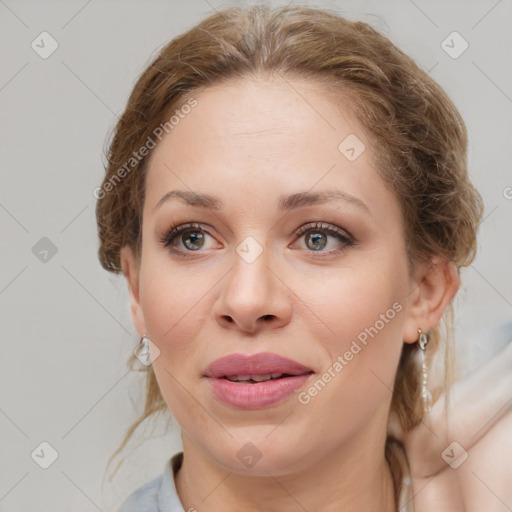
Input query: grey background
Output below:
<box><xmin>1</xmin><ymin>0</ymin><xmax>511</xmax><ymax>510</ymax></box>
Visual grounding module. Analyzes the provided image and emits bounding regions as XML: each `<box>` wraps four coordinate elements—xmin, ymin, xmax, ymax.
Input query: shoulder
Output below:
<box><xmin>117</xmin><ymin>453</ymin><xmax>185</xmax><ymax>512</ymax></box>
<box><xmin>117</xmin><ymin>472</ymin><xmax>162</xmax><ymax>512</ymax></box>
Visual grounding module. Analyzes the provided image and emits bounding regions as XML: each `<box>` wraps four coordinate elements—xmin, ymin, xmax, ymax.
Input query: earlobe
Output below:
<box><xmin>120</xmin><ymin>246</ymin><xmax>146</xmax><ymax>337</ymax></box>
<box><xmin>402</xmin><ymin>257</ymin><xmax>460</xmax><ymax>344</ymax></box>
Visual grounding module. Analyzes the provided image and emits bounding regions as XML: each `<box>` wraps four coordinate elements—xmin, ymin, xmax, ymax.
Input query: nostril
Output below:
<box><xmin>262</xmin><ymin>314</ymin><xmax>274</xmax><ymax>321</ymax></box>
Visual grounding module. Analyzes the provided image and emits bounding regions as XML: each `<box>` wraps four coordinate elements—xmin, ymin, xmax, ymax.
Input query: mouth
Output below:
<box><xmin>203</xmin><ymin>352</ymin><xmax>314</xmax><ymax>380</ymax></box>
<box><xmin>202</xmin><ymin>352</ymin><xmax>314</xmax><ymax>409</ymax></box>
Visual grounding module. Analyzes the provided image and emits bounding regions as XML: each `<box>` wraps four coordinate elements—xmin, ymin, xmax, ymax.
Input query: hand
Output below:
<box><xmin>396</xmin><ymin>339</ymin><xmax>512</xmax><ymax>511</ymax></box>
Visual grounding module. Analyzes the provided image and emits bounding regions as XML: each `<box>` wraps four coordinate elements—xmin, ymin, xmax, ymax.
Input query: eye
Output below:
<box><xmin>159</xmin><ymin>221</ymin><xmax>355</xmax><ymax>257</ymax></box>
<box><xmin>159</xmin><ymin>223</ymin><xmax>219</xmax><ymax>254</ymax></box>
<box><xmin>292</xmin><ymin>222</ymin><xmax>355</xmax><ymax>255</ymax></box>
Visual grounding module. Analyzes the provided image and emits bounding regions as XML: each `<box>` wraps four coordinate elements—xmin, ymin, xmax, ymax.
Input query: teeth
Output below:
<box><xmin>226</xmin><ymin>372</ymin><xmax>284</xmax><ymax>382</ymax></box>
<box><xmin>226</xmin><ymin>374</ymin><xmax>252</xmax><ymax>382</ymax></box>
<box><xmin>252</xmin><ymin>372</ymin><xmax>283</xmax><ymax>382</ymax></box>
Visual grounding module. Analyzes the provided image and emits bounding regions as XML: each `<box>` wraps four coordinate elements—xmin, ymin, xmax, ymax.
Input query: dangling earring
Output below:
<box><xmin>133</xmin><ymin>333</ymin><xmax>161</xmax><ymax>367</ymax></box>
<box><xmin>134</xmin><ymin>334</ymin><xmax>151</xmax><ymax>367</ymax></box>
<box><xmin>418</xmin><ymin>328</ymin><xmax>432</xmax><ymax>414</ymax></box>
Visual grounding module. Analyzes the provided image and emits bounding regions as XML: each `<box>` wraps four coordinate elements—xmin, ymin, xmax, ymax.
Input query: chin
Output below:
<box><xmin>206</xmin><ymin>435</ymin><xmax>314</xmax><ymax>477</ymax></box>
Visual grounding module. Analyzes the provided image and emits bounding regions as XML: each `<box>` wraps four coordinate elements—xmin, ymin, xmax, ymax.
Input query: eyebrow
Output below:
<box><xmin>277</xmin><ymin>190</ymin><xmax>370</xmax><ymax>214</ymax></box>
<box><xmin>153</xmin><ymin>189</ymin><xmax>371</xmax><ymax>215</ymax></box>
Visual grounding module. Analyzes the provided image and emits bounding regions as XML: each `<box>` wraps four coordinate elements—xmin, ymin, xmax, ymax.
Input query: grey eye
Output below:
<box><xmin>305</xmin><ymin>231</ymin><xmax>328</xmax><ymax>250</ymax></box>
<box><xmin>182</xmin><ymin>231</ymin><xmax>205</xmax><ymax>250</ymax></box>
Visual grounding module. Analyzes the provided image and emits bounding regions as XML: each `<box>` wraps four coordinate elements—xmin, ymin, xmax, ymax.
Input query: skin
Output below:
<box><xmin>400</xmin><ymin>339</ymin><xmax>512</xmax><ymax>511</ymax></box>
<box><xmin>121</xmin><ymin>75</ymin><xmax>458</xmax><ymax>512</ymax></box>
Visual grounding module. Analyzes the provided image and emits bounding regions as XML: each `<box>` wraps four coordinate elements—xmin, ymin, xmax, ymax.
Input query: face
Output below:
<box><xmin>123</xmin><ymin>76</ymin><xmax>429</xmax><ymax>476</ymax></box>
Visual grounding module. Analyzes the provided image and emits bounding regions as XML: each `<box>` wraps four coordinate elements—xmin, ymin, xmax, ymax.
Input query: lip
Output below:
<box><xmin>203</xmin><ymin>352</ymin><xmax>314</xmax><ymax>409</ymax></box>
<box><xmin>203</xmin><ymin>352</ymin><xmax>313</xmax><ymax>378</ymax></box>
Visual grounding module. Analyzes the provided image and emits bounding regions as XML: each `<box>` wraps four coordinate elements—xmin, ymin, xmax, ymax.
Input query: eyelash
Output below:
<box><xmin>159</xmin><ymin>223</ymin><xmax>208</xmax><ymax>257</ymax></box>
<box><xmin>159</xmin><ymin>221</ymin><xmax>356</xmax><ymax>258</ymax></box>
<box><xmin>293</xmin><ymin>222</ymin><xmax>355</xmax><ymax>256</ymax></box>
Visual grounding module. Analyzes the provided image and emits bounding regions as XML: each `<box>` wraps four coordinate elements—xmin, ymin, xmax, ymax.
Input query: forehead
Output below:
<box><xmin>143</xmin><ymin>76</ymin><xmax>398</xmax><ymax>226</ymax></box>
<box><xmin>170</xmin><ymin>76</ymin><xmax>362</xmax><ymax>144</ymax></box>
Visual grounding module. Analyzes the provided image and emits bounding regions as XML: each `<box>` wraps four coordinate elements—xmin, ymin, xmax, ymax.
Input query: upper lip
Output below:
<box><xmin>203</xmin><ymin>352</ymin><xmax>314</xmax><ymax>378</ymax></box>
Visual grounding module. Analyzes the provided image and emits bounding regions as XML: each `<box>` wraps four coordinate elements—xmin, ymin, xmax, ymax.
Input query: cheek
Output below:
<box><xmin>294</xmin><ymin>277</ymin><xmax>405</xmax><ymax>438</ymax></box>
<box><xmin>138</xmin><ymin>255</ymin><xmax>211</xmax><ymax>357</ymax></box>
<box><xmin>138</xmin><ymin>260</ymin><xmax>210</xmax><ymax>416</ymax></box>
<box><xmin>295</xmin><ymin>260</ymin><xmax>407</xmax><ymax>389</ymax></box>
<box><xmin>300</xmin><ymin>262</ymin><xmax>405</xmax><ymax>337</ymax></box>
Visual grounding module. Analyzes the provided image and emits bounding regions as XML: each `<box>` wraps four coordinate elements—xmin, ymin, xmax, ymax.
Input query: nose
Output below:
<box><xmin>212</xmin><ymin>248</ymin><xmax>293</xmax><ymax>335</ymax></box>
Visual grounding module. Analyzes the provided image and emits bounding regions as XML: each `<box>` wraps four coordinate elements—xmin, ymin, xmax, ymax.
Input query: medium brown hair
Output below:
<box><xmin>96</xmin><ymin>5</ymin><xmax>483</xmax><ymax>505</ymax></box>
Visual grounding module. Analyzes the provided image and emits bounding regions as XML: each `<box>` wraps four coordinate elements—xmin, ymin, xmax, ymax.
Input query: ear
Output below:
<box><xmin>120</xmin><ymin>245</ymin><xmax>146</xmax><ymax>337</ymax></box>
<box><xmin>402</xmin><ymin>256</ymin><xmax>460</xmax><ymax>344</ymax></box>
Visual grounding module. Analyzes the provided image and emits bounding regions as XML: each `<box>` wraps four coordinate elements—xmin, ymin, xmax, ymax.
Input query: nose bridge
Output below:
<box><xmin>213</xmin><ymin>235</ymin><xmax>292</xmax><ymax>332</ymax></box>
<box><xmin>227</xmin><ymin>238</ymin><xmax>274</xmax><ymax>306</ymax></box>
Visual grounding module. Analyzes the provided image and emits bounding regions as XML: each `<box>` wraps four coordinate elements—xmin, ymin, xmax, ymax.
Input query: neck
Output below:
<box><xmin>174</xmin><ymin>431</ymin><xmax>396</xmax><ymax>512</ymax></box>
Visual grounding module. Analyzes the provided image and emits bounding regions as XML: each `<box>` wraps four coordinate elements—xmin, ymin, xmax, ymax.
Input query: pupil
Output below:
<box><xmin>306</xmin><ymin>232</ymin><xmax>327</xmax><ymax>250</ymax></box>
<box><xmin>184</xmin><ymin>231</ymin><xmax>204</xmax><ymax>250</ymax></box>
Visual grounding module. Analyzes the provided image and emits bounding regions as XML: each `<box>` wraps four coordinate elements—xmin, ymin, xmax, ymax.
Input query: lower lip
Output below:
<box><xmin>205</xmin><ymin>374</ymin><xmax>313</xmax><ymax>409</ymax></box>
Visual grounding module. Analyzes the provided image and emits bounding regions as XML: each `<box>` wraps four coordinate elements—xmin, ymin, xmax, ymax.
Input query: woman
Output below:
<box><xmin>95</xmin><ymin>5</ymin><xmax>506</xmax><ymax>511</ymax></box>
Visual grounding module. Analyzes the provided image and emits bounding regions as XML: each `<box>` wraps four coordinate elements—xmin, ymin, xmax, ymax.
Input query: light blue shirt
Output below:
<box><xmin>118</xmin><ymin>452</ymin><xmax>186</xmax><ymax>512</ymax></box>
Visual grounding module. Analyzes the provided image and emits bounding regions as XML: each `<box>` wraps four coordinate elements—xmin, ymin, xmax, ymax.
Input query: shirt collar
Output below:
<box><xmin>158</xmin><ymin>451</ymin><xmax>186</xmax><ymax>512</ymax></box>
